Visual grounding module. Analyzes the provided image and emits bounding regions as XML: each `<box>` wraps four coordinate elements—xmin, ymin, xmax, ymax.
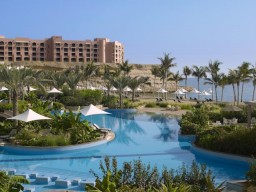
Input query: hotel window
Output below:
<box><xmin>16</xmin><ymin>47</ymin><xmax>21</xmax><ymax>51</ymax></box>
<box><xmin>64</xmin><ymin>53</ymin><xmax>68</xmax><ymax>56</ymax></box>
<box><xmin>71</xmin><ymin>58</ymin><xmax>76</xmax><ymax>62</ymax></box>
<box><xmin>79</xmin><ymin>58</ymin><xmax>84</xmax><ymax>62</ymax></box>
<box><xmin>79</xmin><ymin>48</ymin><xmax>83</xmax><ymax>52</ymax></box>
<box><xmin>24</xmin><ymin>47</ymin><xmax>29</xmax><ymax>51</ymax></box>
<box><xmin>32</xmin><ymin>57</ymin><xmax>37</xmax><ymax>61</ymax></box>
<box><xmin>64</xmin><ymin>58</ymin><xmax>69</xmax><ymax>62</ymax></box>
<box><xmin>71</xmin><ymin>48</ymin><xmax>75</xmax><ymax>52</ymax></box>
<box><xmin>32</xmin><ymin>42</ymin><xmax>37</xmax><ymax>46</ymax></box>
<box><xmin>64</xmin><ymin>48</ymin><xmax>68</xmax><ymax>52</ymax></box>
<box><xmin>72</xmin><ymin>53</ymin><xmax>75</xmax><ymax>56</ymax></box>
<box><xmin>32</xmin><ymin>48</ymin><xmax>36</xmax><ymax>51</ymax></box>
<box><xmin>72</xmin><ymin>43</ymin><xmax>76</xmax><ymax>47</ymax></box>
<box><xmin>79</xmin><ymin>44</ymin><xmax>83</xmax><ymax>47</ymax></box>
<box><xmin>64</xmin><ymin>43</ymin><xmax>68</xmax><ymax>47</ymax></box>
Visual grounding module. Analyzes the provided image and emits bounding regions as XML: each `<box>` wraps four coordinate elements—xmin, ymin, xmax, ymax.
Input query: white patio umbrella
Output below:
<box><xmin>175</xmin><ymin>90</ymin><xmax>185</xmax><ymax>95</ymax></box>
<box><xmin>179</xmin><ymin>88</ymin><xmax>188</xmax><ymax>93</ymax></box>
<box><xmin>199</xmin><ymin>90</ymin><xmax>211</xmax><ymax>96</ymax></box>
<box><xmin>87</xmin><ymin>86</ymin><xmax>96</xmax><ymax>90</ymax></box>
<box><xmin>8</xmin><ymin>109</ymin><xmax>51</xmax><ymax>122</ymax></box>
<box><xmin>80</xmin><ymin>104</ymin><xmax>111</xmax><ymax>116</ymax></box>
<box><xmin>0</xmin><ymin>86</ymin><xmax>8</xmax><ymax>91</ymax></box>
<box><xmin>190</xmin><ymin>88</ymin><xmax>201</xmax><ymax>94</ymax></box>
<box><xmin>99</xmin><ymin>85</ymin><xmax>108</xmax><ymax>91</ymax></box>
<box><xmin>25</xmin><ymin>86</ymin><xmax>37</xmax><ymax>92</ymax></box>
<box><xmin>136</xmin><ymin>87</ymin><xmax>142</xmax><ymax>91</ymax></box>
<box><xmin>110</xmin><ymin>86</ymin><xmax>117</xmax><ymax>91</ymax></box>
<box><xmin>123</xmin><ymin>86</ymin><xmax>132</xmax><ymax>92</ymax></box>
<box><xmin>157</xmin><ymin>88</ymin><xmax>168</xmax><ymax>93</ymax></box>
<box><xmin>48</xmin><ymin>87</ymin><xmax>63</xmax><ymax>101</ymax></box>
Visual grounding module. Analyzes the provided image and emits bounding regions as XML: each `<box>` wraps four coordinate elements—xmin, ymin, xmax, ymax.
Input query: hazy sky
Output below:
<box><xmin>1</xmin><ymin>0</ymin><xmax>256</xmax><ymax>73</ymax></box>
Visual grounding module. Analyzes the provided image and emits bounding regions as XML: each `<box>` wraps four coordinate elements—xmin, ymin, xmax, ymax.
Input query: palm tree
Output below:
<box><xmin>182</xmin><ymin>66</ymin><xmax>191</xmax><ymax>89</ymax></box>
<box><xmin>238</xmin><ymin>62</ymin><xmax>252</xmax><ymax>102</ymax></box>
<box><xmin>251</xmin><ymin>64</ymin><xmax>256</xmax><ymax>100</ymax></box>
<box><xmin>65</xmin><ymin>72</ymin><xmax>82</xmax><ymax>96</ymax></box>
<box><xmin>218</xmin><ymin>74</ymin><xmax>228</xmax><ymax>102</ymax></box>
<box><xmin>168</xmin><ymin>71</ymin><xmax>184</xmax><ymax>91</ymax></box>
<box><xmin>108</xmin><ymin>76</ymin><xmax>131</xmax><ymax>108</ymax></box>
<box><xmin>228</xmin><ymin>69</ymin><xmax>242</xmax><ymax>105</ymax></box>
<box><xmin>158</xmin><ymin>53</ymin><xmax>176</xmax><ymax>90</ymax></box>
<box><xmin>206</xmin><ymin>60</ymin><xmax>222</xmax><ymax>101</ymax></box>
<box><xmin>82</xmin><ymin>61</ymin><xmax>99</xmax><ymax>89</ymax></box>
<box><xmin>192</xmin><ymin>66</ymin><xmax>207</xmax><ymax>99</ymax></box>
<box><xmin>128</xmin><ymin>76</ymin><xmax>150</xmax><ymax>102</ymax></box>
<box><xmin>0</xmin><ymin>66</ymin><xmax>43</xmax><ymax>117</ymax></box>
<box><xmin>119</xmin><ymin>60</ymin><xmax>133</xmax><ymax>77</ymax></box>
<box><xmin>45</xmin><ymin>71</ymin><xmax>66</xmax><ymax>89</ymax></box>
<box><xmin>151</xmin><ymin>65</ymin><xmax>161</xmax><ymax>97</ymax></box>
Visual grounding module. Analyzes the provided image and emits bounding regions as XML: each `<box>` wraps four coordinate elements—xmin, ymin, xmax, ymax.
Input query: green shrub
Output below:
<box><xmin>77</xmin><ymin>90</ymin><xmax>103</xmax><ymax>105</ymax></box>
<box><xmin>0</xmin><ymin>103</ymin><xmax>12</xmax><ymax>112</ymax></box>
<box><xmin>60</xmin><ymin>96</ymin><xmax>81</xmax><ymax>106</ymax></box>
<box><xmin>158</xmin><ymin>102</ymin><xmax>168</xmax><ymax>108</ymax></box>
<box><xmin>53</xmin><ymin>102</ymin><xmax>64</xmax><ymax>110</ymax></box>
<box><xmin>247</xmin><ymin>159</ymin><xmax>256</xmax><ymax>185</ymax></box>
<box><xmin>102</xmin><ymin>95</ymin><xmax>118</xmax><ymax>108</ymax></box>
<box><xmin>145</xmin><ymin>102</ymin><xmax>157</xmax><ymax>108</ymax></box>
<box><xmin>179</xmin><ymin>107</ymin><xmax>209</xmax><ymax>135</ymax></box>
<box><xmin>196</xmin><ymin>127</ymin><xmax>256</xmax><ymax>156</ymax></box>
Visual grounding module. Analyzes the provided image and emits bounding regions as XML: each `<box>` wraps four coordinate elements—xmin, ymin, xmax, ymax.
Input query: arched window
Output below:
<box><xmin>32</xmin><ymin>42</ymin><xmax>37</xmax><ymax>46</ymax></box>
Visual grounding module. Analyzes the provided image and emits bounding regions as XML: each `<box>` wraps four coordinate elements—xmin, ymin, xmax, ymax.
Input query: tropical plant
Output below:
<box><xmin>205</xmin><ymin>60</ymin><xmax>222</xmax><ymax>102</ymax></box>
<box><xmin>151</xmin><ymin>65</ymin><xmax>161</xmax><ymax>97</ymax></box>
<box><xmin>65</xmin><ymin>71</ymin><xmax>82</xmax><ymax>96</ymax></box>
<box><xmin>218</xmin><ymin>74</ymin><xmax>229</xmax><ymax>102</ymax></box>
<box><xmin>192</xmin><ymin>66</ymin><xmax>207</xmax><ymax>99</ymax></box>
<box><xmin>238</xmin><ymin>62</ymin><xmax>252</xmax><ymax>102</ymax></box>
<box><xmin>0</xmin><ymin>171</ymin><xmax>29</xmax><ymax>192</ymax></box>
<box><xmin>228</xmin><ymin>69</ymin><xmax>242</xmax><ymax>106</ymax></box>
<box><xmin>251</xmin><ymin>63</ymin><xmax>256</xmax><ymax>100</ymax></box>
<box><xmin>107</xmin><ymin>76</ymin><xmax>131</xmax><ymax>108</ymax></box>
<box><xmin>128</xmin><ymin>76</ymin><xmax>150</xmax><ymax>102</ymax></box>
<box><xmin>168</xmin><ymin>71</ymin><xmax>184</xmax><ymax>91</ymax></box>
<box><xmin>0</xmin><ymin>66</ymin><xmax>44</xmax><ymax>118</ymax></box>
<box><xmin>182</xmin><ymin>66</ymin><xmax>191</xmax><ymax>90</ymax></box>
<box><xmin>158</xmin><ymin>53</ymin><xmax>176</xmax><ymax>92</ymax></box>
<box><xmin>119</xmin><ymin>60</ymin><xmax>133</xmax><ymax>77</ymax></box>
<box><xmin>82</xmin><ymin>62</ymin><xmax>99</xmax><ymax>89</ymax></box>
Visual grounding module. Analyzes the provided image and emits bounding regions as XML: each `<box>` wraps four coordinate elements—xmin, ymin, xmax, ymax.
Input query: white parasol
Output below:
<box><xmin>80</xmin><ymin>104</ymin><xmax>111</xmax><ymax>116</ymax></box>
<box><xmin>8</xmin><ymin>109</ymin><xmax>51</xmax><ymax>122</ymax></box>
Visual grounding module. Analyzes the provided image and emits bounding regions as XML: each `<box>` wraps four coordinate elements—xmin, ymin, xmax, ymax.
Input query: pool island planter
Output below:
<box><xmin>1</xmin><ymin>132</ymin><xmax>115</xmax><ymax>155</ymax></box>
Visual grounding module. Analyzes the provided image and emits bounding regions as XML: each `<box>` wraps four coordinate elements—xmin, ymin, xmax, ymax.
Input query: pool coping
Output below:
<box><xmin>1</xmin><ymin>131</ymin><xmax>115</xmax><ymax>154</ymax></box>
<box><xmin>190</xmin><ymin>143</ymin><xmax>253</xmax><ymax>164</ymax></box>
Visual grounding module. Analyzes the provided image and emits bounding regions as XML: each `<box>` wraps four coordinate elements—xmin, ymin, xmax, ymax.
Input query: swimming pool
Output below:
<box><xmin>0</xmin><ymin>109</ymin><xmax>250</xmax><ymax>191</ymax></box>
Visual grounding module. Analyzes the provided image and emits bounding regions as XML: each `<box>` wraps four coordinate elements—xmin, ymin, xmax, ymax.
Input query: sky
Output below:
<box><xmin>1</xmin><ymin>0</ymin><xmax>256</xmax><ymax>73</ymax></box>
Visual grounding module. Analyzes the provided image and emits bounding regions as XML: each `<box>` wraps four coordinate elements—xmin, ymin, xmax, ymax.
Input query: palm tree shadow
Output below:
<box><xmin>154</xmin><ymin>124</ymin><xmax>177</xmax><ymax>142</ymax></box>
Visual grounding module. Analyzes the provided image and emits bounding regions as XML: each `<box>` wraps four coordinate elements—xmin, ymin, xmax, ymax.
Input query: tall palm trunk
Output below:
<box><xmin>197</xmin><ymin>78</ymin><xmax>200</xmax><ymax>99</ymax></box>
<box><xmin>212</xmin><ymin>84</ymin><xmax>214</xmax><ymax>101</ymax></box>
<box><xmin>132</xmin><ymin>90</ymin><xmax>135</xmax><ymax>102</ymax></box>
<box><xmin>153</xmin><ymin>76</ymin><xmax>156</xmax><ymax>98</ymax></box>
<box><xmin>231</xmin><ymin>83</ymin><xmax>236</xmax><ymax>105</ymax></box>
<box><xmin>119</xmin><ymin>91</ymin><xmax>123</xmax><ymax>109</ymax></box>
<box><xmin>253</xmin><ymin>85</ymin><xmax>256</xmax><ymax>100</ymax></box>
<box><xmin>12</xmin><ymin>89</ymin><xmax>18</xmax><ymax>126</ymax></box>
<box><xmin>214</xmin><ymin>84</ymin><xmax>218</xmax><ymax>102</ymax></box>
<box><xmin>241</xmin><ymin>82</ymin><xmax>244</xmax><ymax>102</ymax></box>
<box><xmin>236</xmin><ymin>83</ymin><xmax>240</xmax><ymax>106</ymax></box>
<box><xmin>185</xmin><ymin>77</ymin><xmax>187</xmax><ymax>99</ymax></box>
<box><xmin>221</xmin><ymin>86</ymin><xmax>224</xmax><ymax>102</ymax></box>
<box><xmin>8</xmin><ymin>90</ymin><xmax>11</xmax><ymax>104</ymax></box>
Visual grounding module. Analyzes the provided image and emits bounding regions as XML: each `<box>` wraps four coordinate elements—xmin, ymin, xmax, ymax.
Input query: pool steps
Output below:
<box><xmin>3</xmin><ymin>169</ymin><xmax>96</xmax><ymax>191</ymax></box>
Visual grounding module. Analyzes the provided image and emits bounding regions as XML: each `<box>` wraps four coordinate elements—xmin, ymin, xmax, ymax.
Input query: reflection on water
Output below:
<box><xmin>154</xmin><ymin>124</ymin><xmax>177</xmax><ymax>142</ymax></box>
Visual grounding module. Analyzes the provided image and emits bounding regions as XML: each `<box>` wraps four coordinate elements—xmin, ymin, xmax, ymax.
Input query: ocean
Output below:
<box><xmin>179</xmin><ymin>78</ymin><xmax>255</xmax><ymax>103</ymax></box>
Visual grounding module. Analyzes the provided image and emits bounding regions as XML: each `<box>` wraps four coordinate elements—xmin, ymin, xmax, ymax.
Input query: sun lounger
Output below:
<box><xmin>92</xmin><ymin>124</ymin><xmax>111</xmax><ymax>132</ymax></box>
<box><xmin>55</xmin><ymin>179</ymin><xmax>71</xmax><ymax>188</ymax></box>
<box><xmin>0</xmin><ymin>129</ymin><xmax>17</xmax><ymax>140</ymax></box>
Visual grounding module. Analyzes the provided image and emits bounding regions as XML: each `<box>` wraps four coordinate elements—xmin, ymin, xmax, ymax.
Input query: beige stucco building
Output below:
<box><xmin>0</xmin><ymin>36</ymin><xmax>124</xmax><ymax>64</ymax></box>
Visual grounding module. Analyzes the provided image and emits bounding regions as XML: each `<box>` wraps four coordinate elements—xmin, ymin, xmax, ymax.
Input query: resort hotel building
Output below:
<box><xmin>0</xmin><ymin>35</ymin><xmax>124</xmax><ymax>64</ymax></box>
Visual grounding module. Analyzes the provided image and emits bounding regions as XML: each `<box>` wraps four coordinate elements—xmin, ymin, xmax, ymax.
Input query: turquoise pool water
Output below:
<box><xmin>0</xmin><ymin>109</ymin><xmax>249</xmax><ymax>191</ymax></box>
